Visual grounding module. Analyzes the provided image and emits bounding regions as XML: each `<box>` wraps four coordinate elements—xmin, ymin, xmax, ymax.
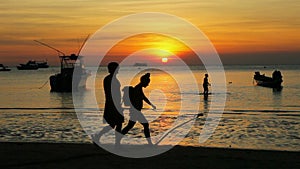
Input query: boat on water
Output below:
<box><xmin>17</xmin><ymin>60</ymin><xmax>39</xmax><ymax>70</ymax></box>
<box><xmin>254</xmin><ymin>70</ymin><xmax>283</xmax><ymax>88</ymax></box>
<box><xmin>0</xmin><ymin>64</ymin><xmax>11</xmax><ymax>71</ymax></box>
<box><xmin>36</xmin><ymin>60</ymin><xmax>49</xmax><ymax>68</ymax></box>
<box><xmin>49</xmin><ymin>54</ymin><xmax>90</xmax><ymax>92</ymax></box>
<box><xmin>35</xmin><ymin>38</ymin><xmax>90</xmax><ymax>92</ymax></box>
<box><xmin>17</xmin><ymin>60</ymin><xmax>49</xmax><ymax>70</ymax></box>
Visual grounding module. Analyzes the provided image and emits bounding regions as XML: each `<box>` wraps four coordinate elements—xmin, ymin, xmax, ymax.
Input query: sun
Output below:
<box><xmin>162</xmin><ymin>57</ymin><xmax>168</xmax><ymax>63</ymax></box>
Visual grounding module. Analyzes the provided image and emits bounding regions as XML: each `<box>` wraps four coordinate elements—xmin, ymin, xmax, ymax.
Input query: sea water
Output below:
<box><xmin>0</xmin><ymin>65</ymin><xmax>299</xmax><ymax>151</ymax></box>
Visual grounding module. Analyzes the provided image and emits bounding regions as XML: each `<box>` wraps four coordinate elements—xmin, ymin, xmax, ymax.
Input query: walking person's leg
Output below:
<box><xmin>141</xmin><ymin>122</ymin><xmax>152</xmax><ymax>145</ymax></box>
<box><xmin>121</xmin><ymin>120</ymin><xmax>136</xmax><ymax>135</ymax></box>
<box><xmin>137</xmin><ymin>112</ymin><xmax>152</xmax><ymax>145</ymax></box>
<box><xmin>92</xmin><ymin>124</ymin><xmax>113</xmax><ymax>144</ymax></box>
<box><xmin>115</xmin><ymin>123</ymin><xmax>122</xmax><ymax>146</ymax></box>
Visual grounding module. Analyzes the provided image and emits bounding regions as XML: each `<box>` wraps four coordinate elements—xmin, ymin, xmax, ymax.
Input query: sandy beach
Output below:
<box><xmin>0</xmin><ymin>142</ymin><xmax>299</xmax><ymax>169</ymax></box>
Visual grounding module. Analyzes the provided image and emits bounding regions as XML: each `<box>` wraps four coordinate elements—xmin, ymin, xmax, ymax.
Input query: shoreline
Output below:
<box><xmin>0</xmin><ymin>142</ymin><xmax>299</xmax><ymax>169</ymax></box>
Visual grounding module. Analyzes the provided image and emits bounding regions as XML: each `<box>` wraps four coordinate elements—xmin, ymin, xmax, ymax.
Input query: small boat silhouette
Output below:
<box><xmin>0</xmin><ymin>64</ymin><xmax>11</xmax><ymax>71</ymax></box>
<box><xmin>254</xmin><ymin>70</ymin><xmax>283</xmax><ymax>88</ymax></box>
<box><xmin>17</xmin><ymin>60</ymin><xmax>39</xmax><ymax>70</ymax></box>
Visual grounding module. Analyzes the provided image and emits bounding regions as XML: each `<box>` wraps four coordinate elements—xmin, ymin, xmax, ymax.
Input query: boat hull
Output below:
<box><xmin>17</xmin><ymin>66</ymin><xmax>38</xmax><ymax>70</ymax></box>
<box><xmin>50</xmin><ymin>73</ymin><xmax>89</xmax><ymax>92</ymax></box>
<box><xmin>37</xmin><ymin>62</ymin><xmax>49</xmax><ymax>68</ymax></box>
<box><xmin>0</xmin><ymin>69</ymin><xmax>11</xmax><ymax>71</ymax></box>
<box><xmin>254</xmin><ymin>79</ymin><xmax>282</xmax><ymax>88</ymax></box>
<box><xmin>38</xmin><ymin>65</ymin><xmax>49</xmax><ymax>68</ymax></box>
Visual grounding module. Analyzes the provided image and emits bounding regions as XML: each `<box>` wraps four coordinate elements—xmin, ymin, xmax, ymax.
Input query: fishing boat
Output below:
<box><xmin>254</xmin><ymin>70</ymin><xmax>283</xmax><ymax>88</ymax></box>
<box><xmin>36</xmin><ymin>60</ymin><xmax>49</xmax><ymax>68</ymax></box>
<box><xmin>17</xmin><ymin>60</ymin><xmax>39</xmax><ymax>70</ymax></box>
<box><xmin>49</xmin><ymin>54</ymin><xmax>90</xmax><ymax>92</ymax></box>
<box><xmin>35</xmin><ymin>38</ymin><xmax>90</xmax><ymax>92</ymax></box>
<box><xmin>0</xmin><ymin>64</ymin><xmax>11</xmax><ymax>71</ymax></box>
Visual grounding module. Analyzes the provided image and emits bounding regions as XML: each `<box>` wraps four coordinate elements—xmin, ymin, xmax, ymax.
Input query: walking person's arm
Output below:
<box><xmin>142</xmin><ymin>93</ymin><xmax>156</xmax><ymax>110</ymax></box>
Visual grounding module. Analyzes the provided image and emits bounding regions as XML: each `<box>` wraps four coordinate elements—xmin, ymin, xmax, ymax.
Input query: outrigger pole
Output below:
<box><xmin>77</xmin><ymin>34</ymin><xmax>90</xmax><ymax>56</ymax></box>
<box><xmin>34</xmin><ymin>40</ymin><xmax>65</xmax><ymax>56</ymax></box>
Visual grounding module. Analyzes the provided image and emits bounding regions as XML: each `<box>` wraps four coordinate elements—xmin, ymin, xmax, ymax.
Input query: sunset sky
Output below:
<box><xmin>0</xmin><ymin>0</ymin><xmax>299</xmax><ymax>65</ymax></box>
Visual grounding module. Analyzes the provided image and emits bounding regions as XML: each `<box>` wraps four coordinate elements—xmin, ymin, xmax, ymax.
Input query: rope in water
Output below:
<box><xmin>155</xmin><ymin>113</ymin><xmax>203</xmax><ymax>145</ymax></box>
<box><xmin>38</xmin><ymin>80</ymin><xmax>48</xmax><ymax>89</ymax></box>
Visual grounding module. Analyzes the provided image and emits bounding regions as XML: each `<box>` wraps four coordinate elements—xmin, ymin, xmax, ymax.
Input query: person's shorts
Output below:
<box><xmin>129</xmin><ymin>108</ymin><xmax>148</xmax><ymax>123</ymax></box>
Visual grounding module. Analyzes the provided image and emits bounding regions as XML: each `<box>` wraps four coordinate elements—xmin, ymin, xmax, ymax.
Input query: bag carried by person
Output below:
<box><xmin>122</xmin><ymin>86</ymin><xmax>135</xmax><ymax>107</ymax></box>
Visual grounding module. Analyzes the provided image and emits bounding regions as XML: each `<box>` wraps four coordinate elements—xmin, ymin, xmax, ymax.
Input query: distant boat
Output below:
<box><xmin>254</xmin><ymin>70</ymin><xmax>283</xmax><ymax>88</ymax></box>
<box><xmin>35</xmin><ymin>38</ymin><xmax>90</xmax><ymax>92</ymax></box>
<box><xmin>133</xmin><ymin>63</ymin><xmax>147</xmax><ymax>67</ymax></box>
<box><xmin>17</xmin><ymin>60</ymin><xmax>39</xmax><ymax>70</ymax></box>
<box><xmin>0</xmin><ymin>64</ymin><xmax>11</xmax><ymax>71</ymax></box>
<box><xmin>36</xmin><ymin>60</ymin><xmax>49</xmax><ymax>68</ymax></box>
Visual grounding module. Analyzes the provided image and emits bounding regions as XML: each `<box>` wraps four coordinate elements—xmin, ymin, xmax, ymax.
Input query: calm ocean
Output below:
<box><xmin>0</xmin><ymin>65</ymin><xmax>299</xmax><ymax>151</ymax></box>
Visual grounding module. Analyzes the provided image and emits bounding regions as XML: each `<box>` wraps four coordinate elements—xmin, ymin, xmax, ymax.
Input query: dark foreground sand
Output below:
<box><xmin>0</xmin><ymin>142</ymin><xmax>299</xmax><ymax>169</ymax></box>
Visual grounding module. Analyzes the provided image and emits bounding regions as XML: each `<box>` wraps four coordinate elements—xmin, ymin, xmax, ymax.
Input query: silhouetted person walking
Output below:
<box><xmin>92</xmin><ymin>62</ymin><xmax>124</xmax><ymax>146</ymax></box>
<box><xmin>203</xmin><ymin>73</ymin><xmax>210</xmax><ymax>95</ymax></box>
<box><xmin>121</xmin><ymin>73</ymin><xmax>156</xmax><ymax>145</ymax></box>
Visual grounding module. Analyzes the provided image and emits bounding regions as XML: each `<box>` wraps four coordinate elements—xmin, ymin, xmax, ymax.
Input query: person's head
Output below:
<box><xmin>205</xmin><ymin>73</ymin><xmax>208</xmax><ymax>77</ymax></box>
<box><xmin>107</xmin><ymin>62</ymin><xmax>119</xmax><ymax>74</ymax></box>
<box><xmin>140</xmin><ymin>73</ymin><xmax>151</xmax><ymax>87</ymax></box>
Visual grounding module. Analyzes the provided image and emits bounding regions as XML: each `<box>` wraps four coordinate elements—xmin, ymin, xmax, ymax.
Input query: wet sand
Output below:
<box><xmin>0</xmin><ymin>142</ymin><xmax>299</xmax><ymax>169</ymax></box>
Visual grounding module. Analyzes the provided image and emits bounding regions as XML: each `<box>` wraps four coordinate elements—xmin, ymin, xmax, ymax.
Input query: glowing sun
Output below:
<box><xmin>162</xmin><ymin>57</ymin><xmax>168</xmax><ymax>63</ymax></box>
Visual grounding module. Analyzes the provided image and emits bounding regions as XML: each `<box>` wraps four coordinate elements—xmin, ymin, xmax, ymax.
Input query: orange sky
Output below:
<box><xmin>100</xmin><ymin>33</ymin><xmax>201</xmax><ymax>66</ymax></box>
<box><xmin>0</xmin><ymin>0</ymin><xmax>299</xmax><ymax>65</ymax></box>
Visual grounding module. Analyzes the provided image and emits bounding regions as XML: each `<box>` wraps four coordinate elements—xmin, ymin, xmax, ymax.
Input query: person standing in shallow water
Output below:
<box><xmin>203</xmin><ymin>73</ymin><xmax>210</xmax><ymax>95</ymax></box>
<box><xmin>121</xmin><ymin>73</ymin><xmax>156</xmax><ymax>145</ymax></box>
<box><xmin>92</xmin><ymin>62</ymin><xmax>124</xmax><ymax>146</ymax></box>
